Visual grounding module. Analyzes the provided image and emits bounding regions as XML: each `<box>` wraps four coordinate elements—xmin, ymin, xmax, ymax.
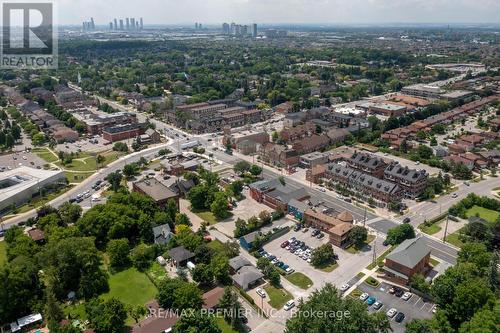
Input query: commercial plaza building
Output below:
<box><xmin>0</xmin><ymin>166</ymin><xmax>66</xmax><ymax>213</ymax></box>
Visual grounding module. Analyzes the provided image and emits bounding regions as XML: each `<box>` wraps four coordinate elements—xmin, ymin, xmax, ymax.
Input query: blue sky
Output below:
<box><xmin>57</xmin><ymin>0</ymin><xmax>500</xmax><ymax>25</ymax></box>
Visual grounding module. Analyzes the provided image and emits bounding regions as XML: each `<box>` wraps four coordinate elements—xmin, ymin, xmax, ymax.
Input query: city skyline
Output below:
<box><xmin>57</xmin><ymin>0</ymin><xmax>500</xmax><ymax>25</ymax></box>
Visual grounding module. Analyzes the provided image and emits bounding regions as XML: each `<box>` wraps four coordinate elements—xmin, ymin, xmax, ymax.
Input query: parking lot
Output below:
<box><xmin>262</xmin><ymin>226</ymin><xmax>330</xmax><ymax>270</ymax></box>
<box><xmin>357</xmin><ymin>281</ymin><xmax>434</xmax><ymax>333</ymax></box>
<box><xmin>56</xmin><ymin>136</ymin><xmax>110</xmax><ymax>154</ymax></box>
<box><xmin>0</xmin><ymin>151</ymin><xmax>47</xmax><ymax>171</ymax></box>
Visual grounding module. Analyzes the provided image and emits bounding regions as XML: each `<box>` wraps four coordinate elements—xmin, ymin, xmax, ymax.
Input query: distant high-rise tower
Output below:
<box><xmin>90</xmin><ymin>17</ymin><xmax>95</xmax><ymax>30</ymax></box>
<box><xmin>130</xmin><ymin>18</ymin><xmax>136</xmax><ymax>30</ymax></box>
<box><xmin>109</xmin><ymin>22</ymin><xmax>113</xmax><ymax>30</ymax></box>
<box><xmin>195</xmin><ymin>22</ymin><xmax>199</xmax><ymax>30</ymax></box>
<box><xmin>222</xmin><ymin>23</ymin><xmax>230</xmax><ymax>34</ymax></box>
<box><xmin>136</xmin><ymin>21</ymin><xmax>139</xmax><ymax>30</ymax></box>
<box><xmin>82</xmin><ymin>22</ymin><xmax>86</xmax><ymax>31</ymax></box>
<box><xmin>126</xmin><ymin>18</ymin><xmax>130</xmax><ymax>30</ymax></box>
<box><xmin>140</xmin><ymin>18</ymin><xmax>143</xmax><ymax>29</ymax></box>
<box><xmin>119</xmin><ymin>19</ymin><xmax>124</xmax><ymax>30</ymax></box>
<box><xmin>242</xmin><ymin>25</ymin><xmax>248</xmax><ymax>35</ymax></box>
<box><xmin>113</xmin><ymin>18</ymin><xmax>118</xmax><ymax>30</ymax></box>
<box><xmin>252</xmin><ymin>23</ymin><xmax>257</xmax><ymax>37</ymax></box>
<box><xmin>199</xmin><ymin>23</ymin><xmax>202</xmax><ymax>29</ymax></box>
<box><xmin>230</xmin><ymin>22</ymin><xmax>235</xmax><ymax>35</ymax></box>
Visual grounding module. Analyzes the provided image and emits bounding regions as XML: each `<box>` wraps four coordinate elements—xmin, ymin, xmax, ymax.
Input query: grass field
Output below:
<box><xmin>0</xmin><ymin>242</ymin><xmax>7</xmax><ymax>266</ymax></box>
<box><xmin>445</xmin><ymin>230</ymin><xmax>465</xmax><ymax>248</ymax></box>
<box><xmin>345</xmin><ymin>234</ymin><xmax>376</xmax><ymax>254</ymax></box>
<box><xmin>65</xmin><ymin>171</ymin><xmax>95</xmax><ymax>183</ymax></box>
<box><xmin>466</xmin><ymin>205</ymin><xmax>499</xmax><ymax>223</ymax></box>
<box><xmin>101</xmin><ymin>267</ymin><xmax>157</xmax><ymax>308</ymax></box>
<box><xmin>285</xmin><ymin>272</ymin><xmax>313</xmax><ymax>289</ymax></box>
<box><xmin>418</xmin><ymin>220</ymin><xmax>443</xmax><ymax>235</ymax></box>
<box><xmin>263</xmin><ymin>285</ymin><xmax>293</xmax><ymax>309</ymax></box>
<box><xmin>58</xmin><ymin>151</ymin><xmax>122</xmax><ymax>172</ymax></box>
<box><xmin>32</xmin><ymin>147</ymin><xmax>58</xmax><ymax>163</ymax></box>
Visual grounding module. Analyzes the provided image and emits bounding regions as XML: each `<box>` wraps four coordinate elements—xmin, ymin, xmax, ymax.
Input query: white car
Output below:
<box><xmin>256</xmin><ymin>288</ymin><xmax>266</xmax><ymax>298</ymax></box>
<box><xmin>340</xmin><ymin>284</ymin><xmax>350</xmax><ymax>293</ymax></box>
<box><xmin>402</xmin><ymin>292</ymin><xmax>413</xmax><ymax>301</ymax></box>
<box><xmin>386</xmin><ymin>308</ymin><xmax>398</xmax><ymax>318</ymax></box>
<box><xmin>359</xmin><ymin>293</ymin><xmax>369</xmax><ymax>301</ymax></box>
<box><xmin>284</xmin><ymin>300</ymin><xmax>295</xmax><ymax>311</ymax></box>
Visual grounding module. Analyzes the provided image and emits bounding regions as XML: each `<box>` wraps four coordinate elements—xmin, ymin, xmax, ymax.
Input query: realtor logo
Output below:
<box><xmin>1</xmin><ymin>1</ymin><xmax>57</xmax><ymax>69</ymax></box>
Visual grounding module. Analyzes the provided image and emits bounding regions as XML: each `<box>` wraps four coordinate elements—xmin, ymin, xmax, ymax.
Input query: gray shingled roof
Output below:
<box><xmin>386</xmin><ymin>237</ymin><xmax>430</xmax><ymax>268</ymax></box>
<box><xmin>229</xmin><ymin>255</ymin><xmax>252</xmax><ymax>271</ymax></box>
<box><xmin>232</xmin><ymin>265</ymin><xmax>264</xmax><ymax>289</ymax></box>
<box><xmin>384</xmin><ymin>163</ymin><xmax>428</xmax><ymax>183</ymax></box>
<box><xmin>168</xmin><ymin>246</ymin><xmax>195</xmax><ymax>263</ymax></box>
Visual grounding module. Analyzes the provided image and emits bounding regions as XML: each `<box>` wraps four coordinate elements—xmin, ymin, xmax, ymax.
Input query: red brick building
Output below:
<box><xmin>384</xmin><ymin>237</ymin><xmax>430</xmax><ymax>284</ymax></box>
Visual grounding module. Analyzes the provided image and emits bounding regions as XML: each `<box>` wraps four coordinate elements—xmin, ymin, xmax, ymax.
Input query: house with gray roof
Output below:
<box><xmin>232</xmin><ymin>265</ymin><xmax>264</xmax><ymax>290</ymax></box>
<box><xmin>229</xmin><ymin>255</ymin><xmax>252</xmax><ymax>273</ymax></box>
<box><xmin>249</xmin><ymin>178</ymin><xmax>310</xmax><ymax>213</ymax></box>
<box><xmin>168</xmin><ymin>246</ymin><xmax>195</xmax><ymax>267</ymax></box>
<box><xmin>384</xmin><ymin>237</ymin><xmax>430</xmax><ymax>283</ymax></box>
<box><xmin>384</xmin><ymin>162</ymin><xmax>428</xmax><ymax>199</ymax></box>
<box><xmin>152</xmin><ymin>224</ymin><xmax>173</xmax><ymax>245</ymax></box>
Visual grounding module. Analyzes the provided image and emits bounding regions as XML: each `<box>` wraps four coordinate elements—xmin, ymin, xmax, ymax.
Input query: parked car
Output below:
<box><xmin>359</xmin><ymin>293</ymin><xmax>369</xmax><ymax>301</ymax></box>
<box><xmin>366</xmin><ymin>296</ymin><xmax>376</xmax><ymax>306</ymax></box>
<box><xmin>402</xmin><ymin>292</ymin><xmax>413</xmax><ymax>301</ymax></box>
<box><xmin>256</xmin><ymin>288</ymin><xmax>266</xmax><ymax>298</ymax></box>
<box><xmin>302</xmin><ymin>228</ymin><xmax>309</xmax><ymax>233</ymax></box>
<box><xmin>284</xmin><ymin>300</ymin><xmax>295</xmax><ymax>311</ymax></box>
<box><xmin>395</xmin><ymin>312</ymin><xmax>405</xmax><ymax>323</ymax></box>
<box><xmin>386</xmin><ymin>308</ymin><xmax>398</xmax><ymax>318</ymax></box>
<box><xmin>402</xmin><ymin>217</ymin><xmax>411</xmax><ymax>223</ymax></box>
<box><xmin>285</xmin><ymin>267</ymin><xmax>295</xmax><ymax>274</ymax></box>
<box><xmin>395</xmin><ymin>289</ymin><xmax>404</xmax><ymax>297</ymax></box>
<box><xmin>340</xmin><ymin>283</ymin><xmax>351</xmax><ymax>293</ymax></box>
<box><xmin>373</xmin><ymin>301</ymin><xmax>383</xmax><ymax>310</ymax></box>
<box><xmin>281</xmin><ymin>241</ymin><xmax>289</xmax><ymax>248</ymax></box>
<box><xmin>317</xmin><ymin>232</ymin><xmax>324</xmax><ymax>239</ymax></box>
<box><xmin>452</xmin><ymin>193</ymin><xmax>458</xmax><ymax>198</ymax></box>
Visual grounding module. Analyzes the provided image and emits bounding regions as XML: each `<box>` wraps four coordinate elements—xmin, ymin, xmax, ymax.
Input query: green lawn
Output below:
<box><xmin>445</xmin><ymin>230</ymin><xmax>465</xmax><ymax>248</ymax></box>
<box><xmin>101</xmin><ymin>267</ymin><xmax>157</xmax><ymax>308</ymax></box>
<box><xmin>32</xmin><ymin>147</ymin><xmax>58</xmax><ymax>163</ymax></box>
<box><xmin>146</xmin><ymin>262</ymin><xmax>168</xmax><ymax>286</ymax></box>
<box><xmin>356</xmin><ymin>272</ymin><xmax>365</xmax><ymax>279</ymax></box>
<box><xmin>0</xmin><ymin>242</ymin><xmax>7</xmax><ymax>266</ymax></box>
<box><xmin>194</xmin><ymin>210</ymin><xmax>218</xmax><ymax>225</ymax></box>
<box><xmin>65</xmin><ymin>171</ymin><xmax>95</xmax><ymax>183</ymax></box>
<box><xmin>62</xmin><ymin>302</ymin><xmax>87</xmax><ymax>321</ymax></box>
<box><xmin>466</xmin><ymin>205</ymin><xmax>500</xmax><ymax>223</ymax></box>
<box><xmin>367</xmin><ymin>245</ymin><xmax>395</xmax><ymax>270</ymax></box>
<box><xmin>365</xmin><ymin>276</ymin><xmax>380</xmax><ymax>288</ymax></box>
<box><xmin>215</xmin><ymin>316</ymin><xmax>245</xmax><ymax>333</ymax></box>
<box><xmin>418</xmin><ymin>220</ymin><xmax>443</xmax><ymax>235</ymax></box>
<box><xmin>345</xmin><ymin>234</ymin><xmax>376</xmax><ymax>254</ymax></box>
<box><xmin>318</xmin><ymin>261</ymin><xmax>339</xmax><ymax>273</ymax></box>
<box><xmin>429</xmin><ymin>257</ymin><xmax>440</xmax><ymax>267</ymax></box>
<box><xmin>263</xmin><ymin>285</ymin><xmax>293</xmax><ymax>309</ymax></box>
<box><xmin>59</xmin><ymin>151</ymin><xmax>122</xmax><ymax>172</ymax></box>
<box><xmin>207</xmin><ymin>239</ymin><xmax>225</xmax><ymax>253</ymax></box>
<box><xmin>14</xmin><ymin>186</ymin><xmax>72</xmax><ymax>214</ymax></box>
<box><xmin>285</xmin><ymin>272</ymin><xmax>313</xmax><ymax>289</ymax></box>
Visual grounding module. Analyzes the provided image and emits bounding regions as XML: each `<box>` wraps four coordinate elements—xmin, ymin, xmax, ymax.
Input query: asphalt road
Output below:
<box><xmin>2</xmin><ymin>143</ymin><xmax>173</xmax><ymax>229</ymax></box>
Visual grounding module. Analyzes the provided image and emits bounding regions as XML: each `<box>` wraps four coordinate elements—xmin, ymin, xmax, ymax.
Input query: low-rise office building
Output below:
<box><xmin>132</xmin><ymin>178</ymin><xmax>179</xmax><ymax>208</ymax></box>
<box><xmin>303</xmin><ymin>209</ymin><xmax>354</xmax><ymax>248</ymax></box>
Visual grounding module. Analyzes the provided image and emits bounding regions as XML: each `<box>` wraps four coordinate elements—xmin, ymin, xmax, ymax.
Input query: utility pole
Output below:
<box><xmin>443</xmin><ymin>215</ymin><xmax>449</xmax><ymax>243</ymax></box>
<box><xmin>372</xmin><ymin>233</ymin><xmax>377</xmax><ymax>266</ymax></box>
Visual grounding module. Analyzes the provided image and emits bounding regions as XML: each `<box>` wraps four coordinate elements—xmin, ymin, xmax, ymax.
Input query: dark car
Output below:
<box><xmin>395</xmin><ymin>312</ymin><xmax>405</xmax><ymax>323</ymax></box>
<box><xmin>403</xmin><ymin>217</ymin><xmax>411</xmax><ymax>223</ymax></box>
<box><xmin>317</xmin><ymin>232</ymin><xmax>325</xmax><ymax>239</ymax></box>
<box><xmin>383</xmin><ymin>240</ymin><xmax>389</xmax><ymax>246</ymax></box>
<box><xmin>395</xmin><ymin>289</ymin><xmax>404</xmax><ymax>297</ymax></box>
